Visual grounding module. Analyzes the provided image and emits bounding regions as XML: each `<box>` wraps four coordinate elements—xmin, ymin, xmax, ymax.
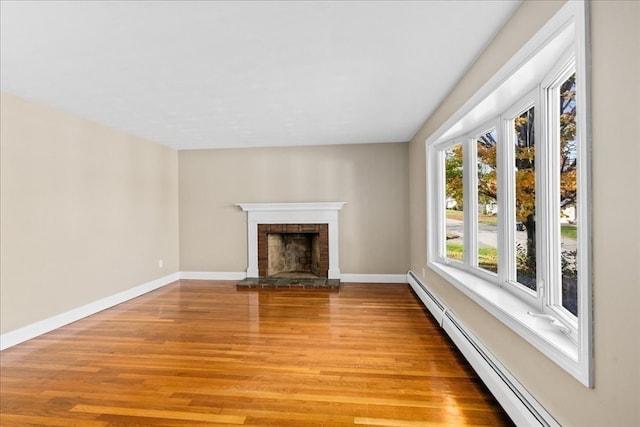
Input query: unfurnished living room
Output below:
<box><xmin>1</xmin><ymin>1</ymin><xmax>638</xmax><ymax>426</ymax></box>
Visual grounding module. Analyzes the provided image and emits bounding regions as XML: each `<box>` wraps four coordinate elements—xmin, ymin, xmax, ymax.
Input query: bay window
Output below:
<box><xmin>426</xmin><ymin>1</ymin><xmax>591</xmax><ymax>386</ymax></box>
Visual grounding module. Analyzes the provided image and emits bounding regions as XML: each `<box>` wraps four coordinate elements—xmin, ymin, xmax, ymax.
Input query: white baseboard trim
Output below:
<box><xmin>407</xmin><ymin>270</ymin><xmax>559</xmax><ymax>427</ymax></box>
<box><xmin>340</xmin><ymin>274</ymin><xmax>407</xmax><ymax>283</ymax></box>
<box><xmin>0</xmin><ymin>272</ymin><xmax>179</xmax><ymax>351</ymax></box>
<box><xmin>180</xmin><ymin>271</ymin><xmax>247</xmax><ymax>280</ymax></box>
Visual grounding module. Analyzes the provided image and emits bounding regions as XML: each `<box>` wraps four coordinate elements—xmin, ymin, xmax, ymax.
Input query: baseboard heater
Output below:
<box><xmin>407</xmin><ymin>270</ymin><xmax>560</xmax><ymax>427</ymax></box>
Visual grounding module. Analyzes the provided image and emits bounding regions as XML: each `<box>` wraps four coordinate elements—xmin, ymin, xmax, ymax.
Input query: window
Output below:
<box><xmin>512</xmin><ymin>105</ymin><xmax>537</xmax><ymax>292</ymax></box>
<box><xmin>444</xmin><ymin>144</ymin><xmax>464</xmax><ymax>262</ymax></box>
<box><xmin>426</xmin><ymin>2</ymin><xmax>591</xmax><ymax>386</ymax></box>
<box><xmin>558</xmin><ymin>72</ymin><xmax>578</xmax><ymax>317</ymax></box>
<box><xmin>475</xmin><ymin>128</ymin><xmax>498</xmax><ymax>274</ymax></box>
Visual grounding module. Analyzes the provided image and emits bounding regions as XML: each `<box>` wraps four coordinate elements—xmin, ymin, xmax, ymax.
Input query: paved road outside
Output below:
<box><xmin>446</xmin><ymin>218</ymin><xmax>577</xmax><ymax>252</ymax></box>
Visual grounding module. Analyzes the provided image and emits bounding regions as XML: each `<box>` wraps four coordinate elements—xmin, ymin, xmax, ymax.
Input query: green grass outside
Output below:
<box><xmin>446</xmin><ymin>243</ymin><xmax>498</xmax><ymax>272</ymax></box>
<box><xmin>446</xmin><ymin>242</ymin><xmax>464</xmax><ymax>260</ymax></box>
<box><xmin>561</xmin><ymin>224</ymin><xmax>577</xmax><ymax>239</ymax></box>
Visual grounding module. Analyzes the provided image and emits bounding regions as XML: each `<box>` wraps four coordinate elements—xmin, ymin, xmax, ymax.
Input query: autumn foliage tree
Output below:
<box><xmin>514</xmin><ymin>106</ymin><xmax>537</xmax><ymax>276</ymax></box>
<box><xmin>445</xmin><ymin>145</ymin><xmax>464</xmax><ymax>209</ymax></box>
<box><xmin>559</xmin><ymin>74</ymin><xmax>578</xmax><ymax>215</ymax></box>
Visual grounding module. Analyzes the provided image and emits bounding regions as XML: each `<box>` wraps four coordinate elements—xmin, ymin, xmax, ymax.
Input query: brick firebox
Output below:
<box><xmin>257</xmin><ymin>223</ymin><xmax>329</xmax><ymax>278</ymax></box>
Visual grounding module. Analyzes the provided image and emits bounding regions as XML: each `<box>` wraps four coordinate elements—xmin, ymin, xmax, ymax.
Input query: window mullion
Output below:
<box><xmin>435</xmin><ymin>148</ymin><xmax>446</xmax><ymax>263</ymax></box>
<box><xmin>498</xmin><ymin>117</ymin><xmax>512</xmax><ymax>287</ymax></box>
<box><xmin>464</xmin><ymin>137</ymin><xmax>477</xmax><ymax>269</ymax></box>
<box><xmin>539</xmin><ymin>84</ymin><xmax>559</xmax><ymax>312</ymax></box>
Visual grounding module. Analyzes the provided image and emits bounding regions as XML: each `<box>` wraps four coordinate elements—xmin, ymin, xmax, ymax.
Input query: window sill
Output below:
<box><xmin>429</xmin><ymin>261</ymin><xmax>583</xmax><ymax>380</ymax></box>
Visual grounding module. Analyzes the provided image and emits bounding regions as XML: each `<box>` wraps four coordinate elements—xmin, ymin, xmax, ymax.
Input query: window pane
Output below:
<box><xmin>514</xmin><ymin>107</ymin><xmax>536</xmax><ymax>290</ymax></box>
<box><xmin>445</xmin><ymin>145</ymin><xmax>464</xmax><ymax>262</ymax></box>
<box><xmin>560</xmin><ymin>72</ymin><xmax>578</xmax><ymax>316</ymax></box>
<box><xmin>477</xmin><ymin>129</ymin><xmax>498</xmax><ymax>273</ymax></box>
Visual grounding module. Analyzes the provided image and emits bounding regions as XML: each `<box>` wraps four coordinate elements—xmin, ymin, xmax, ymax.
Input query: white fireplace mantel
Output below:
<box><xmin>236</xmin><ymin>202</ymin><xmax>346</xmax><ymax>279</ymax></box>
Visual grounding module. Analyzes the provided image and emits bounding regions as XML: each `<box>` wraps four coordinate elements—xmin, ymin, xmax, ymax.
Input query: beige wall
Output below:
<box><xmin>0</xmin><ymin>92</ymin><xmax>180</xmax><ymax>334</ymax></box>
<box><xmin>179</xmin><ymin>143</ymin><xmax>409</xmax><ymax>275</ymax></box>
<box><xmin>409</xmin><ymin>1</ymin><xmax>640</xmax><ymax>426</ymax></box>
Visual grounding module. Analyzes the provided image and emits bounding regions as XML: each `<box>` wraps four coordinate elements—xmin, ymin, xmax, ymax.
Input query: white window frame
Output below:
<box><xmin>542</xmin><ymin>58</ymin><xmax>583</xmax><ymax>331</ymax></box>
<box><xmin>468</xmin><ymin>121</ymin><xmax>500</xmax><ymax>279</ymax></box>
<box><xmin>502</xmin><ymin>94</ymin><xmax>540</xmax><ymax>307</ymax></box>
<box><xmin>426</xmin><ymin>1</ymin><xmax>592</xmax><ymax>387</ymax></box>
<box><xmin>440</xmin><ymin>139</ymin><xmax>467</xmax><ymax>269</ymax></box>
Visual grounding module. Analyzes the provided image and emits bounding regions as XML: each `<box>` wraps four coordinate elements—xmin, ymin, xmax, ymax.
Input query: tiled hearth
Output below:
<box><xmin>236</xmin><ymin>276</ymin><xmax>340</xmax><ymax>290</ymax></box>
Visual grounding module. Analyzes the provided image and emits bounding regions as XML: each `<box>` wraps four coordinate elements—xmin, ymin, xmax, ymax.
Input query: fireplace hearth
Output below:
<box><xmin>236</xmin><ymin>276</ymin><xmax>341</xmax><ymax>289</ymax></box>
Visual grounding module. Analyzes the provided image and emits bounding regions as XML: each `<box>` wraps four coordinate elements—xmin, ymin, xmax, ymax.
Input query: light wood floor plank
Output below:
<box><xmin>0</xmin><ymin>281</ymin><xmax>513</xmax><ymax>426</ymax></box>
<box><xmin>70</xmin><ymin>404</ymin><xmax>247</xmax><ymax>424</ymax></box>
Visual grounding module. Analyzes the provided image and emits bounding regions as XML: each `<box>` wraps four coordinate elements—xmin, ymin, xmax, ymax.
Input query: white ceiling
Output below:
<box><xmin>0</xmin><ymin>1</ymin><xmax>521</xmax><ymax>150</ymax></box>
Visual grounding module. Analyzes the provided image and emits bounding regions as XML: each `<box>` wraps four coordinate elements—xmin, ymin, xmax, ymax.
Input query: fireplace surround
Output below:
<box><xmin>236</xmin><ymin>202</ymin><xmax>346</xmax><ymax>279</ymax></box>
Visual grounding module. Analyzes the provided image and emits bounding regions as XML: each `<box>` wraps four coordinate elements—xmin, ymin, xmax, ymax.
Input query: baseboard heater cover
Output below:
<box><xmin>407</xmin><ymin>270</ymin><xmax>560</xmax><ymax>427</ymax></box>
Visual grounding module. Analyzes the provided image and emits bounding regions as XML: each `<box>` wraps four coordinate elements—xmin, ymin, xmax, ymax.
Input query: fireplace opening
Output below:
<box><xmin>257</xmin><ymin>224</ymin><xmax>328</xmax><ymax>278</ymax></box>
<box><xmin>267</xmin><ymin>233</ymin><xmax>321</xmax><ymax>277</ymax></box>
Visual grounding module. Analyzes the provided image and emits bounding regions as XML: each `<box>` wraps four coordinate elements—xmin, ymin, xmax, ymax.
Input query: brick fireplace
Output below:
<box><xmin>236</xmin><ymin>202</ymin><xmax>345</xmax><ymax>279</ymax></box>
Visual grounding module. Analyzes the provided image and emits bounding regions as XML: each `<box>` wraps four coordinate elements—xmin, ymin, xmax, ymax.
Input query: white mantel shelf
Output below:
<box><xmin>236</xmin><ymin>202</ymin><xmax>346</xmax><ymax>279</ymax></box>
<box><xmin>236</xmin><ymin>202</ymin><xmax>346</xmax><ymax>212</ymax></box>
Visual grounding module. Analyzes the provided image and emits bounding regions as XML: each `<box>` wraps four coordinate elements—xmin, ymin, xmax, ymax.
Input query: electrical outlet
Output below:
<box><xmin>422</xmin><ymin>267</ymin><xmax>426</xmax><ymax>278</ymax></box>
<box><xmin>158</xmin><ymin>259</ymin><xmax>164</xmax><ymax>268</ymax></box>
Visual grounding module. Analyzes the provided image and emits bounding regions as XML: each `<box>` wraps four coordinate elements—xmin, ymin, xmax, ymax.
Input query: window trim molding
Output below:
<box><xmin>426</xmin><ymin>0</ymin><xmax>592</xmax><ymax>387</ymax></box>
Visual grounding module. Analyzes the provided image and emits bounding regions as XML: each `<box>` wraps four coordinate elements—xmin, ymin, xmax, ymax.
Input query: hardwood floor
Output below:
<box><xmin>0</xmin><ymin>281</ymin><xmax>513</xmax><ymax>426</ymax></box>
